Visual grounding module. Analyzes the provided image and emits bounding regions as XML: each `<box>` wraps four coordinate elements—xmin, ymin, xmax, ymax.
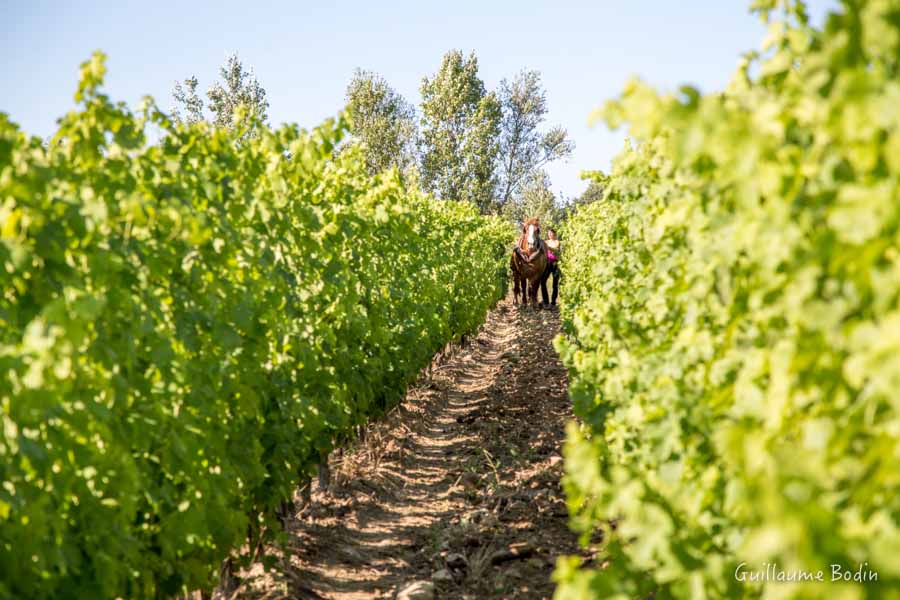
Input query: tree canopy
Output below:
<box><xmin>344</xmin><ymin>69</ymin><xmax>418</xmax><ymax>176</ymax></box>
<box><xmin>497</xmin><ymin>70</ymin><xmax>573</xmax><ymax>210</ymax></box>
<box><xmin>172</xmin><ymin>53</ymin><xmax>269</xmax><ymax>132</ymax></box>
<box><xmin>502</xmin><ymin>170</ymin><xmax>565</xmax><ymax>229</ymax></box>
<box><xmin>419</xmin><ymin>50</ymin><xmax>502</xmax><ymax>213</ymax></box>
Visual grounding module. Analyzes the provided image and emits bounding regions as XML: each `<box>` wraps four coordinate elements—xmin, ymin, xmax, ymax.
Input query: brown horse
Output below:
<box><xmin>510</xmin><ymin>218</ymin><xmax>548</xmax><ymax>308</ymax></box>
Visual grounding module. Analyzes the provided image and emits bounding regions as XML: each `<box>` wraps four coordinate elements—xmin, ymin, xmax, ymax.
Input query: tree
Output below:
<box><xmin>575</xmin><ymin>174</ymin><xmax>605</xmax><ymax>206</ymax></box>
<box><xmin>344</xmin><ymin>69</ymin><xmax>417</xmax><ymax>176</ymax></box>
<box><xmin>502</xmin><ymin>170</ymin><xmax>565</xmax><ymax>228</ymax></box>
<box><xmin>207</xmin><ymin>53</ymin><xmax>268</xmax><ymax>129</ymax></box>
<box><xmin>172</xmin><ymin>76</ymin><xmax>204</xmax><ymax>124</ymax></box>
<box><xmin>497</xmin><ymin>70</ymin><xmax>574</xmax><ymax>209</ymax></box>
<box><xmin>172</xmin><ymin>53</ymin><xmax>269</xmax><ymax>131</ymax></box>
<box><xmin>419</xmin><ymin>50</ymin><xmax>501</xmax><ymax>213</ymax></box>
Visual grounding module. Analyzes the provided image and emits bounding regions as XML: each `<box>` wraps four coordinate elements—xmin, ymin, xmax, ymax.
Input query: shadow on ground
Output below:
<box><xmin>237</xmin><ymin>296</ymin><xmax>587</xmax><ymax>599</ymax></box>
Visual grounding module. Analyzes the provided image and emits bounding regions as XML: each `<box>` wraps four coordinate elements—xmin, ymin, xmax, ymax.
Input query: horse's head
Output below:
<box><xmin>521</xmin><ymin>218</ymin><xmax>542</xmax><ymax>252</ymax></box>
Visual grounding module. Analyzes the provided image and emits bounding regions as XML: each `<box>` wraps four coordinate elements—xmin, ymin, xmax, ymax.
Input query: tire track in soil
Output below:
<box><xmin>238</xmin><ymin>295</ymin><xmax>587</xmax><ymax>599</ymax></box>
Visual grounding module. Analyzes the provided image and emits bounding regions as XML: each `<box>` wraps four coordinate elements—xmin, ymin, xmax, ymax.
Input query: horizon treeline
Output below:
<box><xmin>171</xmin><ymin>50</ymin><xmax>600</xmax><ymax>224</ymax></box>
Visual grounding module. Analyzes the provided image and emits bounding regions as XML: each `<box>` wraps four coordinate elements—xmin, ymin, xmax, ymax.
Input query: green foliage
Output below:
<box><xmin>344</xmin><ymin>69</ymin><xmax>418</xmax><ymax>176</ymax></box>
<box><xmin>571</xmin><ymin>172</ymin><xmax>606</xmax><ymax>209</ymax></box>
<box><xmin>172</xmin><ymin>53</ymin><xmax>268</xmax><ymax>132</ymax></box>
<box><xmin>0</xmin><ymin>52</ymin><xmax>511</xmax><ymax>599</ymax></box>
<box><xmin>419</xmin><ymin>50</ymin><xmax>502</xmax><ymax>213</ymax></box>
<box><xmin>555</xmin><ymin>1</ymin><xmax>900</xmax><ymax>598</ymax></box>
<box><xmin>497</xmin><ymin>70</ymin><xmax>574</xmax><ymax>208</ymax></box>
<box><xmin>172</xmin><ymin>76</ymin><xmax>204</xmax><ymax>125</ymax></box>
<box><xmin>501</xmin><ymin>170</ymin><xmax>565</xmax><ymax>230</ymax></box>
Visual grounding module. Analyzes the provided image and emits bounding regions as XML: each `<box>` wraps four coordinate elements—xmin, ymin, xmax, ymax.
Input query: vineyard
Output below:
<box><xmin>3</xmin><ymin>0</ymin><xmax>900</xmax><ymax>599</ymax></box>
<box><xmin>555</xmin><ymin>1</ymin><xmax>900</xmax><ymax>598</ymax></box>
<box><xmin>0</xmin><ymin>54</ymin><xmax>509</xmax><ymax>599</ymax></box>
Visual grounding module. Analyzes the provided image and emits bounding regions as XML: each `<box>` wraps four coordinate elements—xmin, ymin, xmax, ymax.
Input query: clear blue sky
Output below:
<box><xmin>3</xmin><ymin>1</ymin><xmax>836</xmax><ymax>200</ymax></box>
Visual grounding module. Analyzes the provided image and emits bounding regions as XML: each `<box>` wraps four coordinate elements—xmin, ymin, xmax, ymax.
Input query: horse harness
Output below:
<box><xmin>516</xmin><ymin>233</ymin><xmax>545</xmax><ymax>267</ymax></box>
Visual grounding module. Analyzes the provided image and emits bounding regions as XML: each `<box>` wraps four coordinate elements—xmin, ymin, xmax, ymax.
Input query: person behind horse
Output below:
<box><xmin>540</xmin><ymin>227</ymin><xmax>561</xmax><ymax>307</ymax></box>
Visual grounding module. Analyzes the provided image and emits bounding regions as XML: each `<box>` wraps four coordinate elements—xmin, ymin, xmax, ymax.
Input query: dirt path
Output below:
<box><xmin>239</xmin><ymin>296</ymin><xmax>585</xmax><ymax>599</ymax></box>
